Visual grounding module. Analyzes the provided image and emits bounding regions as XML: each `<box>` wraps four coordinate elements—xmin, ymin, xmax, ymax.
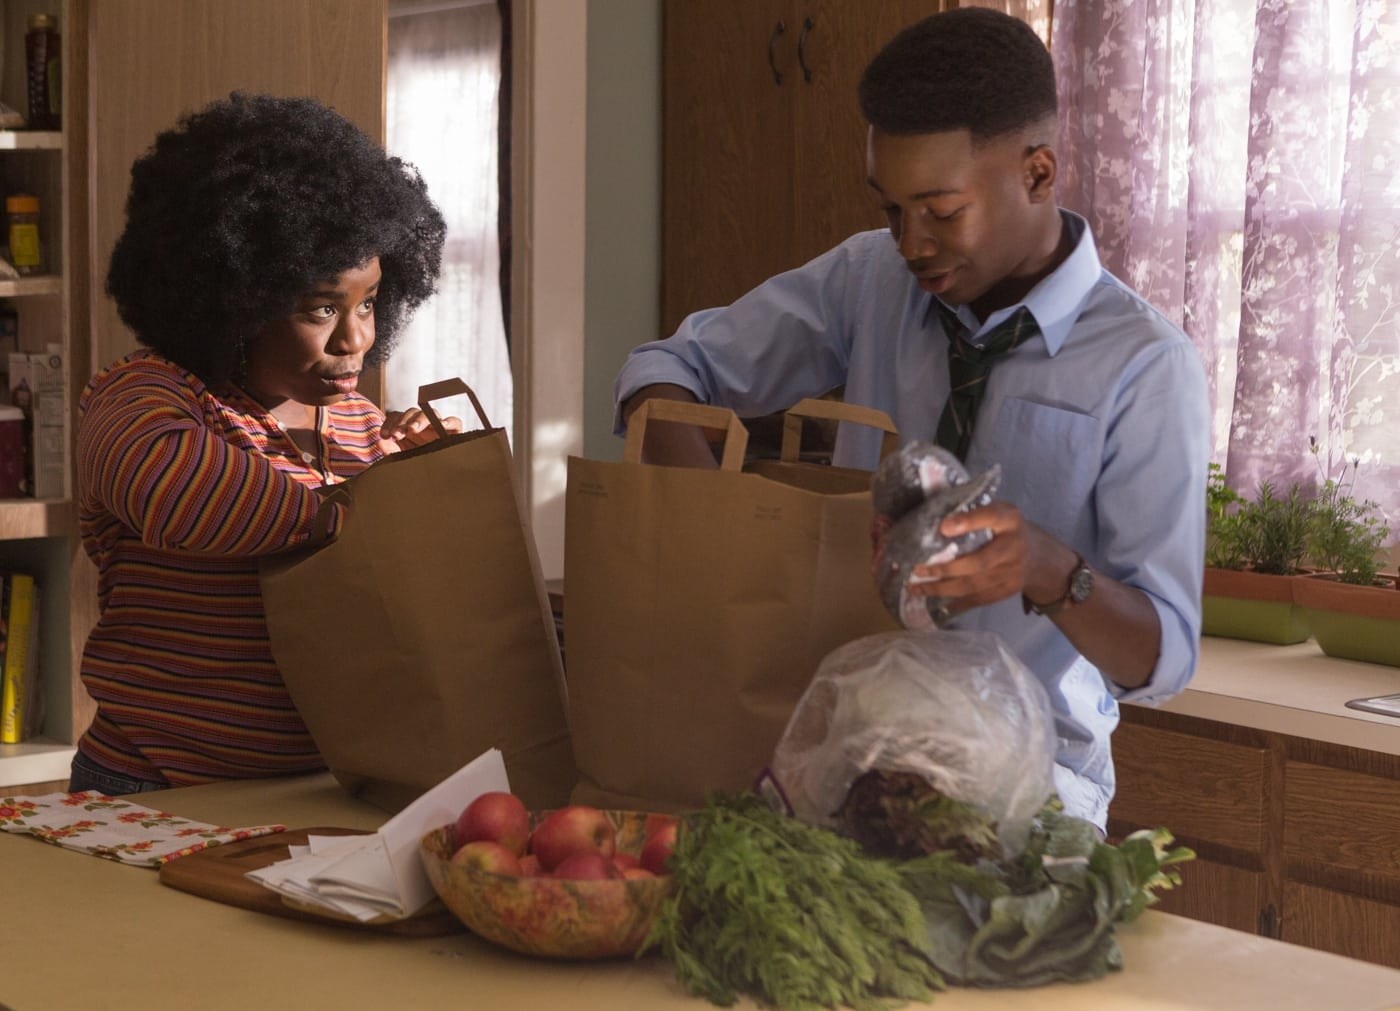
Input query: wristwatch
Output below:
<box><xmin>1022</xmin><ymin>554</ymin><xmax>1094</xmax><ymax>616</ymax></box>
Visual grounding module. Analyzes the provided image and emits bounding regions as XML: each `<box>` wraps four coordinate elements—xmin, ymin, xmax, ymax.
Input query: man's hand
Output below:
<box><xmin>899</xmin><ymin>500</ymin><xmax>1161</xmax><ymax>689</ymax></box>
<box><xmin>378</xmin><ymin>408</ymin><xmax>463</xmax><ymax>453</ymax></box>
<box><xmin>620</xmin><ymin>383</ymin><xmax>719</xmax><ymax>468</ymax></box>
<box><xmin>904</xmin><ymin>501</ymin><xmax>1035</xmax><ymax>614</ymax></box>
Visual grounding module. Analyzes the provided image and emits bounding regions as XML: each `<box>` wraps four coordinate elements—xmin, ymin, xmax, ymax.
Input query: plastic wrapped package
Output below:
<box><xmin>769</xmin><ymin>629</ymin><xmax>1056</xmax><ymax>858</ymax></box>
<box><xmin>871</xmin><ymin>442</ymin><xmax>1001</xmax><ymax>629</ymax></box>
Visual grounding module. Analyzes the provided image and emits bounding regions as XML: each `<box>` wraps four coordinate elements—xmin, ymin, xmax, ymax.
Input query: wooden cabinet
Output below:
<box><xmin>1111</xmin><ymin>705</ymin><xmax>1400</xmax><ymax>969</ymax></box>
<box><xmin>1109</xmin><ymin>715</ymin><xmax>1273</xmax><ymax>935</ymax></box>
<box><xmin>660</xmin><ymin>0</ymin><xmax>950</xmax><ymax>335</ymax></box>
<box><xmin>0</xmin><ymin>0</ymin><xmax>387</xmax><ymax>793</ymax></box>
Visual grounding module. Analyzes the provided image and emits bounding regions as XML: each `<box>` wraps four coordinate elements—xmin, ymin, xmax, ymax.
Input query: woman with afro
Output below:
<box><xmin>69</xmin><ymin>93</ymin><xmax>454</xmax><ymax>795</ymax></box>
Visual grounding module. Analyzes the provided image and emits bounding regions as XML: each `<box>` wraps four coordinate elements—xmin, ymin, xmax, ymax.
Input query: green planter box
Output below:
<box><xmin>1201</xmin><ymin>568</ymin><xmax>1310</xmax><ymax>645</ymax></box>
<box><xmin>1293</xmin><ymin>575</ymin><xmax>1400</xmax><ymax>668</ymax></box>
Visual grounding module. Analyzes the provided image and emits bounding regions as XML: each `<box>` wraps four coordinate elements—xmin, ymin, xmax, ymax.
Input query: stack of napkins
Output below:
<box><xmin>247</xmin><ymin>749</ymin><xmax>509</xmax><ymax>922</ymax></box>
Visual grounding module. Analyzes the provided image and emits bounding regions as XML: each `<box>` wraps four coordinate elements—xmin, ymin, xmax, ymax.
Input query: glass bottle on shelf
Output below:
<box><xmin>6</xmin><ymin>195</ymin><xmax>43</xmax><ymax>275</ymax></box>
<box><xmin>25</xmin><ymin>14</ymin><xmax>62</xmax><ymax>131</ymax></box>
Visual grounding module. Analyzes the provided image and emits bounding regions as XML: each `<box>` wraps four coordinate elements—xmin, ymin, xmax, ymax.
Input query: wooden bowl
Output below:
<box><xmin>419</xmin><ymin>809</ymin><xmax>674</xmax><ymax>959</ymax></box>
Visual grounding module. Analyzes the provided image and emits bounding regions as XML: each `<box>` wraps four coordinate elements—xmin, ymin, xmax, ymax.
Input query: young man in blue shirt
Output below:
<box><xmin>613</xmin><ymin>8</ymin><xmax>1209</xmax><ymax>830</ymax></box>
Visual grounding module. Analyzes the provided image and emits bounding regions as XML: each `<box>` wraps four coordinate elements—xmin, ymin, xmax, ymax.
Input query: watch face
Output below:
<box><xmin>1069</xmin><ymin>564</ymin><xmax>1094</xmax><ymax>603</ymax></box>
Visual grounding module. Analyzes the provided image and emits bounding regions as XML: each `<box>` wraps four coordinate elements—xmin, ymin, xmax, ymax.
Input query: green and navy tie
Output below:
<box><xmin>933</xmin><ymin>303</ymin><xmax>1039</xmax><ymax>461</ymax></box>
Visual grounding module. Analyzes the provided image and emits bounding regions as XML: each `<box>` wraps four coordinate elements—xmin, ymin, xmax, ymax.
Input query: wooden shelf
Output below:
<box><xmin>0</xmin><ymin>498</ymin><xmax>72</xmax><ymax>540</ymax></box>
<box><xmin>0</xmin><ymin>129</ymin><xmax>62</xmax><ymax>150</ymax></box>
<box><xmin>0</xmin><ymin>274</ymin><xmax>62</xmax><ymax>297</ymax></box>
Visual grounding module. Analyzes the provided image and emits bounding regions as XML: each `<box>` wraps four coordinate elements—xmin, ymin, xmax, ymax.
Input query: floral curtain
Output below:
<box><xmin>960</xmin><ymin>0</ymin><xmax>1054</xmax><ymax>41</ymax></box>
<box><xmin>386</xmin><ymin>0</ymin><xmax>512</xmax><ymax>443</ymax></box>
<box><xmin>1052</xmin><ymin>0</ymin><xmax>1400</xmax><ymax>548</ymax></box>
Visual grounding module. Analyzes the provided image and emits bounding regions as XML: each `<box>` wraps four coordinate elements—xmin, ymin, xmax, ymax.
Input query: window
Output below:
<box><xmin>386</xmin><ymin>0</ymin><xmax>511</xmax><ymax>443</ymax></box>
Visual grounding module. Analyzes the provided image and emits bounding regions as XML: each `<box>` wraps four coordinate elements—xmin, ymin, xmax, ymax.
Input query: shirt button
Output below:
<box><xmin>300</xmin><ymin>451</ymin><xmax>316</xmax><ymax>464</ymax></box>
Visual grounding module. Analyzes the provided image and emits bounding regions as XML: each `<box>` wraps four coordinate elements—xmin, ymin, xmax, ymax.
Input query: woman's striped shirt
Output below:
<box><xmin>75</xmin><ymin>350</ymin><xmax>385</xmax><ymax>786</ymax></box>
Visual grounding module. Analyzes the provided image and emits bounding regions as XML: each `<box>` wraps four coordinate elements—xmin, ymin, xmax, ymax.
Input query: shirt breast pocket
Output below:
<box><xmin>980</xmin><ymin>397</ymin><xmax>1102</xmax><ymax>544</ymax></box>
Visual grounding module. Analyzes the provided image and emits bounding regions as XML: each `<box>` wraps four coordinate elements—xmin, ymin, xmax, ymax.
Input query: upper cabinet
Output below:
<box><xmin>660</xmin><ymin>0</ymin><xmax>952</xmax><ymax>336</ymax></box>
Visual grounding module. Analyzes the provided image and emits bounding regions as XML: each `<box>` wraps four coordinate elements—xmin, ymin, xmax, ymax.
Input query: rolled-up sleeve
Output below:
<box><xmin>1099</xmin><ymin>340</ymin><xmax>1210</xmax><ymax>704</ymax></box>
<box><xmin>612</xmin><ymin>239</ymin><xmax>870</xmax><ymax>433</ymax></box>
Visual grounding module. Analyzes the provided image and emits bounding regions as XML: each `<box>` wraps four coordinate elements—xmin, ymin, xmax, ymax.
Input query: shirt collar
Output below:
<box><xmin>932</xmin><ymin>210</ymin><xmax>1101</xmax><ymax>357</ymax></box>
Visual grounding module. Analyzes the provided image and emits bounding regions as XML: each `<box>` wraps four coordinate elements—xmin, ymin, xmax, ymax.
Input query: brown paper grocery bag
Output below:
<box><xmin>260</xmin><ymin>379</ymin><xmax>575</xmax><ymax>814</ymax></box>
<box><xmin>563</xmin><ymin>398</ymin><xmax>900</xmax><ymax>812</ymax></box>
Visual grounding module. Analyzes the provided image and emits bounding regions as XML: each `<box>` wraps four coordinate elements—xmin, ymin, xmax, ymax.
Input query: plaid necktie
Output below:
<box><xmin>933</xmin><ymin>303</ymin><xmax>1039</xmax><ymax>460</ymax></box>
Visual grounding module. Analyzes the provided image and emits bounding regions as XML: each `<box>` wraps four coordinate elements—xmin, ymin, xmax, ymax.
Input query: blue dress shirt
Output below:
<box><xmin>614</xmin><ymin>211</ymin><xmax>1210</xmax><ymax>830</ymax></box>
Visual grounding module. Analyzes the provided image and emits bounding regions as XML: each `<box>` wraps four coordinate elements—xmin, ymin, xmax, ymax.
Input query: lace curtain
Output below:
<box><xmin>386</xmin><ymin>0</ymin><xmax>511</xmax><ymax>443</ymax></box>
<box><xmin>1052</xmin><ymin>0</ymin><xmax>1399</xmax><ymax>545</ymax></box>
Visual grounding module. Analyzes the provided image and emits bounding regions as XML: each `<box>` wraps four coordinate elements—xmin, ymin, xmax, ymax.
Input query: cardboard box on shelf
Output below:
<box><xmin>7</xmin><ymin>345</ymin><xmax>64</xmax><ymax>499</ymax></box>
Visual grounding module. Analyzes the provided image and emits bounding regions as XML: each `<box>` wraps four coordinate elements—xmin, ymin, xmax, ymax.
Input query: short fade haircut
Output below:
<box><xmin>859</xmin><ymin>8</ymin><xmax>1056</xmax><ymax>141</ymax></box>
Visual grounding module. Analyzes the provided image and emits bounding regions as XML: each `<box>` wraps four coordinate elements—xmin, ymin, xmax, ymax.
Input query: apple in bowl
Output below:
<box><xmin>420</xmin><ymin>801</ymin><xmax>681</xmax><ymax>959</ymax></box>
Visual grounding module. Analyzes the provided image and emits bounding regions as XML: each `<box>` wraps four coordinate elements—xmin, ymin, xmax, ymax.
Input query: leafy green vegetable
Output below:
<box><xmin>898</xmin><ymin>803</ymin><xmax>1194</xmax><ymax>987</ymax></box>
<box><xmin>836</xmin><ymin>769</ymin><xmax>1000</xmax><ymax>863</ymax></box>
<box><xmin>642</xmin><ymin>793</ymin><xmax>945</xmax><ymax>1010</ymax></box>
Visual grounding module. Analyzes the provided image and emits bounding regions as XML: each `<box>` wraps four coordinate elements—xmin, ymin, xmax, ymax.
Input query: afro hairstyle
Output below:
<box><xmin>105</xmin><ymin>92</ymin><xmax>447</xmax><ymax>384</ymax></box>
<box><xmin>859</xmin><ymin>8</ymin><xmax>1056</xmax><ymax>142</ymax></box>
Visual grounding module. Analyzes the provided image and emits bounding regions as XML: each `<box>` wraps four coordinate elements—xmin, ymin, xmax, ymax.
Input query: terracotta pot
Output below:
<box><xmin>1201</xmin><ymin>567</ymin><xmax>1311</xmax><ymax>645</ymax></box>
<box><xmin>1292</xmin><ymin>572</ymin><xmax>1400</xmax><ymax>668</ymax></box>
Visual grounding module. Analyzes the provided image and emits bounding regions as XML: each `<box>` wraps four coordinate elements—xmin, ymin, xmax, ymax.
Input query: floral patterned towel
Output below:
<box><xmin>0</xmin><ymin>791</ymin><xmax>286</xmax><ymax>867</ymax></box>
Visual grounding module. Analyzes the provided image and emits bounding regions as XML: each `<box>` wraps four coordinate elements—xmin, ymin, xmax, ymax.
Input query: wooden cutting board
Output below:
<box><xmin>157</xmin><ymin>826</ymin><xmax>464</xmax><ymax>936</ymax></box>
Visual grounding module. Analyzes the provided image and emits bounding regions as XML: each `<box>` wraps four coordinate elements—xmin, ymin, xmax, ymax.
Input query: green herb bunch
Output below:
<box><xmin>1205</xmin><ymin>462</ymin><xmax>1247</xmax><ymax>569</ymax></box>
<box><xmin>1305</xmin><ymin>438</ymin><xmax>1390</xmax><ymax>585</ymax></box>
<box><xmin>643</xmin><ymin>793</ymin><xmax>944</xmax><ymax>1011</ymax></box>
<box><xmin>1209</xmin><ymin>478</ymin><xmax>1314</xmax><ymax>575</ymax></box>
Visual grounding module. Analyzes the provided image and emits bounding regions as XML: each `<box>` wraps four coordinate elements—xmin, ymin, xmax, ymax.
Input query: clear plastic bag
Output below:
<box><xmin>769</xmin><ymin>628</ymin><xmax>1056</xmax><ymax>857</ymax></box>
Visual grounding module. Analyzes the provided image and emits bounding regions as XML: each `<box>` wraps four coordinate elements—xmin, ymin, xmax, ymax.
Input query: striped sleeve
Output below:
<box><xmin>78</xmin><ymin>358</ymin><xmax>330</xmax><ymax>557</ymax></box>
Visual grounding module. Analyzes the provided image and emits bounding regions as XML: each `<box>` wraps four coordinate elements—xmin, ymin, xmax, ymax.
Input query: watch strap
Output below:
<box><xmin>1022</xmin><ymin>554</ymin><xmax>1092</xmax><ymax>616</ymax></box>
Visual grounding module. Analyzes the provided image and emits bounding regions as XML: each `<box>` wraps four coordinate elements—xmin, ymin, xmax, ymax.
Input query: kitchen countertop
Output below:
<box><xmin>4</xmin><ymin>772</ymin><xmax>1400</xmax><ymax>1010</ymax></box>
<box><xmin>1140</xmin><ymin>636</ymin><xmax>1400</xmax><ymax>753</ymax></box>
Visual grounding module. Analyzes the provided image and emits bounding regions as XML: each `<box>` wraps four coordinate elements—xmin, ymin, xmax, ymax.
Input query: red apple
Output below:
<box><xmin>643</xmin><ymin>812</ymin><xmax>679</xmax><ymax>838</ymax></box>
<box><xmin>454</xmin><ymin>791</ymin><xmax>530</xmax><ymax>855</ymax></box>
<box><xmin>552</xmin><ymin>850</ymin><xmax>622</xmax><ymax>881</ymax></box>
<box><xmin>621</xmin><ymin>866</ymin><xmax>656</xmax><ymax>881</ymax></box>
<box><xmin>529</xmin><ymin>805</ymin><xmax>616</xmax><ymax>870</ymax></box>
<box><xmin>639</xmin><ymin>822</ymin><xmax>679</xmax><ymax>876</ymax></box>
<box><xmin>611</xmin><ymin>852</ymin><xmax>640</xmax><ymax>872</ymax></box>
<box><xmin>450</xmin><ymin>839</ymin><xmax>523</xmax><ymax>876</ymax></box>
<box><xmin>518</xmin><ymin>854</ymin><xmax>544</xmax><ymax>878</ymax></box>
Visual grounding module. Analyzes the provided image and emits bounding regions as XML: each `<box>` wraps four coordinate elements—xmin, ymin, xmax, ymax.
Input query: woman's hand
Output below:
<box><xmin>378</xmin><ymin>408</ymin><xmax>463</xmax><ymax>453</ymax></box>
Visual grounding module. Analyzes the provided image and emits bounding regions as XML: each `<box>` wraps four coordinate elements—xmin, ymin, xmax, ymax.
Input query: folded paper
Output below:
<box><xmin>247</xmin><ymin>748</ymin><xmax>509</xmax><ymax>921</ymax></box>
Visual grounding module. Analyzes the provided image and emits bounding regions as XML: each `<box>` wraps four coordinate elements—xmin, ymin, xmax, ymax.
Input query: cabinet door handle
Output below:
<box><xmin>1257</xmin><ymin>903</ymin><xmax>1281</xmax><ymax>939</ymax></box>
<box><xmin>768</xmin><ymin>21</ymin><xmax>786</xmax><ymax>85</ymax></box>
<box><xmin>798</xmin><ymin>17</ymin><xmax>814</xmax><ymax>82</ymax></box>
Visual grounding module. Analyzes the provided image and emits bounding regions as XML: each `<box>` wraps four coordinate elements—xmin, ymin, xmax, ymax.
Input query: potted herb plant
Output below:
<box><xmin>1202</xmin><ymin>464</ymin><xmax>1314</xmax><ymax>645</ymax></box>
<box><xmin>1293</xmin><ymin>448</ymin><xmax>1400</xmax><ymax>667</ymax></box>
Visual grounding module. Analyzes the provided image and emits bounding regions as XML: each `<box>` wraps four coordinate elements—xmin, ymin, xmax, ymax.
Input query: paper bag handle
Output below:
<box><xmin>623</xmin><ymin>399</ymin><xmax>749</xmax><ymax>471</ymax></box>
<box><xmin>307</xmin><ymin>484</ymin><xmax>351</xmax><ymax>546</ymax></box>
<box><xmin>781</xmin><ymin>398</ymin><xmax>898</xmax><ymax>463</ymax></box>
<box><xmin>417</xmin><ymin>378</ymin><xmax>492</xmax><ymax>437</ymax></box>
